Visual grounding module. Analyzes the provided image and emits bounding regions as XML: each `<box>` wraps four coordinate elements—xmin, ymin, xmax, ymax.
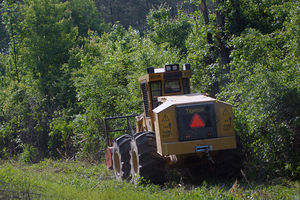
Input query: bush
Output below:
<box><xmin>219</xmin><ymin>25</ymin><xmax>300</xmax><ymax>178</ymax></box>
<box><xmin>19</xmin><ymin>145</ymin><xmax>39</xmax><ymax>163</ymax></box>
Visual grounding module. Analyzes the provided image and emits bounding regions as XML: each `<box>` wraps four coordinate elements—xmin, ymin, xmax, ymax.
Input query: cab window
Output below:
<box><xmin>164</xmin><ymin>80</ymin><xmax>181</xmax><ymax>93</ymax></box>
<box><xmin>150</xmin><ymin>81</ymin><xmax>162</xmax><ymax>109</ymax></box>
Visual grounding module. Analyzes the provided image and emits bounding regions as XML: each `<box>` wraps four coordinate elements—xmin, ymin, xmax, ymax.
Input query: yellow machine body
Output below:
<box><xmin>136</xmin><ymin>66</ymin><xmax>237</xmax><ymax>157</ymax></box>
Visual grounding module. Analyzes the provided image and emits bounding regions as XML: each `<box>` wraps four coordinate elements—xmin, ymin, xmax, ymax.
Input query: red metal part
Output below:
<box><xmin>105</xmin><ymin>147</ymin><xmax>114</xmax><ymax>170</ymax></box>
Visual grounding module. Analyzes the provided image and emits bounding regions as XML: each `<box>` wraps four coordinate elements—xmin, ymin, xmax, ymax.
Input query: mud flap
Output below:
<box><xmin>105</xmin><ymin>147</ymin><xmax>114</xmax><ymax>170</ymax></box>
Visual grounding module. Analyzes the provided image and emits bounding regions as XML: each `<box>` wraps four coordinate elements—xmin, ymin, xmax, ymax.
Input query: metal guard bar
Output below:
<box><xmin>104</xmin><ymin>114</ymin><xmax>138</xmax><ymax>147</ymax></box>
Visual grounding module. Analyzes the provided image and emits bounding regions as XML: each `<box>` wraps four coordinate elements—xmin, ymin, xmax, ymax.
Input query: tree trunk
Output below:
<box><xmin>200</xmin><ymin>0</ymin><xmax>213</xmax><ymax>45</ymax></box>
<box><xmin>215</xmin><ymin>0</ymin><xmax>231</xmax><ymax>87</ymax></box>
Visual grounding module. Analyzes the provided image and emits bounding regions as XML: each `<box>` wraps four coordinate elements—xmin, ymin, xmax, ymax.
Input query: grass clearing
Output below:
<box><xmin>0</xmin><ymin>160</ymin><xmax>299</xmax><ymax>200</ymax></box>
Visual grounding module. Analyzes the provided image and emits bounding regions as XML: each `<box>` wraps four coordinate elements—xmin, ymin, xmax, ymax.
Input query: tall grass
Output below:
<box><xmin>0</xmin><ymin>160</ymin><xmax>299</xmax><ymax>200</ymax></box>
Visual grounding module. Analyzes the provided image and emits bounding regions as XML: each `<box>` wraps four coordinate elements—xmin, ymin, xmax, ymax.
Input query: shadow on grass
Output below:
<box><xmin>161</xmin><ymin>168</ymin><xmax>283</xmax><ymax>192</ymax></box>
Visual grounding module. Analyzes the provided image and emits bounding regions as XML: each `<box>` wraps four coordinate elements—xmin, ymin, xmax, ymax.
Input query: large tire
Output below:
<box><xmin>130</xmin><ymin>132</ymin><xmax>167</xmax><ymax>184</ymax></box>
<box><xmin>112</xmin><ymin>134</ymin><xmax>132</xmax><ymax>181</ymax></box>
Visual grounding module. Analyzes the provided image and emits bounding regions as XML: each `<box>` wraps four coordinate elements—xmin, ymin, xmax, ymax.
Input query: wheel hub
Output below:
<box><xmin>132</xmin><ymin>150</ymin><xmax>138</xmax><ymax>174</ymax></box>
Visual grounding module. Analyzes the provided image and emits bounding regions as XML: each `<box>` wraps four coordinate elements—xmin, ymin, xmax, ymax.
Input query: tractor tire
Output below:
<box><xmin>112</xmin><ymin>134</ymin><xmax>132</xmax><ymax>181</ymax></box>
<box><xmin>130</xmin><ymin>132</ymin><xmax>167</xmax><ymax>184</ymax></box>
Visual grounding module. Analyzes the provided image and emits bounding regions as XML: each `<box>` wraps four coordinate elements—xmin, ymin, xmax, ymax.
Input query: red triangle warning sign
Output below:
<box><xmin>190</xmin><ymin>114</ymin><xmax>205</xmax><ymax>128</ymax></box>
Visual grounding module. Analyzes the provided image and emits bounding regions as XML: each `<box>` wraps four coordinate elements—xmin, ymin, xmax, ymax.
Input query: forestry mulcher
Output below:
<box><xmin>105</xmin><ymin>64</ymin><xmax>241</xmax><ymax>184</ymax></box>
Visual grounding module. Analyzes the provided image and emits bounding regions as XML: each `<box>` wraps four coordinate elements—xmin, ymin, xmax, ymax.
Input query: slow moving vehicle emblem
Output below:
<box><xmin>190</xmin><ymin>114</ymin><xmax>205</xmax><ymax>128</ymax></box>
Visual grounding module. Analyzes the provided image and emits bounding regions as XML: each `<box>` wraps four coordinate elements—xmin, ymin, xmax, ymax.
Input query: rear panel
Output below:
<box><xmin>154</xmin><ymin>100</ymin><xmax>236</xmax><ymax>156</ymax></box>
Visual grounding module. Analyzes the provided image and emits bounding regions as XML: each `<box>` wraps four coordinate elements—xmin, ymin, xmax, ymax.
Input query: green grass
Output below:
<box><xmin>0</xmin><ymin>160</ymin><xmax>299</xmax><ymax>200</ymax></box>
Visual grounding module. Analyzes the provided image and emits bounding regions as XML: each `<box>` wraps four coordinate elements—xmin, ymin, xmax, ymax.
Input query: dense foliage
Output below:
<box><xmin>0</xmin><ymin>0</ymin><xmax>299</xmax><ymax>179</ymax></box>
<box><xmin>94</xmin><ymin>0</ymin><xmax>187</xmax><ymax>32</ymax></box>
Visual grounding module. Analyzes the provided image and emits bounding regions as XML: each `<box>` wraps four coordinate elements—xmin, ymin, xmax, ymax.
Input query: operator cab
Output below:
<box><xmin>139</xmin><ymin>64</ymin><xmax>192</xmax><ymax>117</ymax></box>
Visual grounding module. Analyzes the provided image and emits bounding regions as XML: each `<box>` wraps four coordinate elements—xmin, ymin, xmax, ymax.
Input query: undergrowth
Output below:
<box><xmin>0</xmin><ymin>160</ymin><xmax>299</xmax><ymax>200</ymax></box>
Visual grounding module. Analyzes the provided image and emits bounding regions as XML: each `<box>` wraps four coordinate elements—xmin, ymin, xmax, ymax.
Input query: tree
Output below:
<box><xmin>0</xmin><ymin>0</ymin><xmax>79</xmax><ymax>159</ymax></box>
<box><xmin>184</xmin><ymin>0</ymin><xmax>299</xmax><ymax>177</ymax></box>
<box><xmin>70</xmin><ymin>0</ymin><xmax>109</xmax><ymax>37</ymax></box>
<box><xmin>146</xmin><ymin>6</ymin><xmax>191</xmax><ymax>53</ymax></box>
<box><xmin>20</xmin><ymin>0</ymin><xmax>79</xmax><ymax>156</ymax></box>
<box><xmin>2</xmin><ymin>0</ymin><xmax>23</xmax><ymax>82</ymax></box>
<box><xmin>218</xmin><ymin>2</ymin><xmax>300</xmax><ymax>177</ymax></box>
<box><xmin>95</xmin><ymin>0</ymin><xmax>187</xmax><ymax>32</ymax></box>
<box><xmin>0</xmin><ymin>1</ymin><xmax>9</xmax><ymax>53</ymax></box>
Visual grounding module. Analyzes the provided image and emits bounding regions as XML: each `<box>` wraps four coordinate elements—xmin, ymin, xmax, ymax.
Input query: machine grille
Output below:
<box><xmin>182</xmin><ymin>78</ymin><xmax>190</xmax><ymax>94</ymax></box>
<box><xmin>141</xmin><ymin>83</ymin><xmax>149</xmax><ymax>117</ymax></box>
